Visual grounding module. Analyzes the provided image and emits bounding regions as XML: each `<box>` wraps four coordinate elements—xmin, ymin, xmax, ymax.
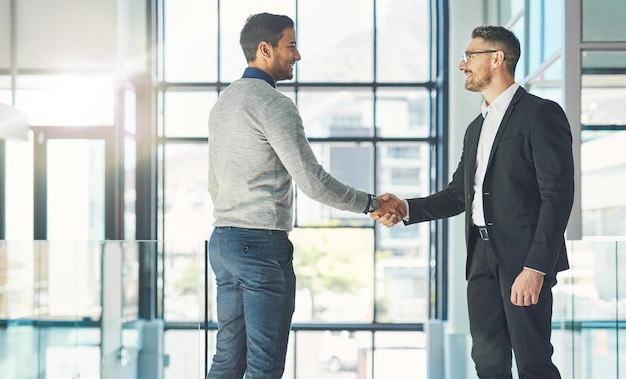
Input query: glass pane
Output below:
<box><xmin>294</xmin><ymin>142</ymin><xmax>373</xmax><ymax>227</ymax></box>
<box><xmin>372</xmin><ymin>331</ymin><xmax>427</xmax><ymax>378</ymax></box>
<box><xmin>376</xmin><ymin>88</ymin><xmax>430</xmax><ymax>137</ymax></box>
<box><xmin>124</xmin><ymin>89</ymin><xmax>137</xmax><ymax>134</ymax></box>
<box><xmin>163</xmin><ymin>91</ymin><xmax>216</xmax><ymax>137</ymax></box>
<box><xmin>164</xmin><ymin>0</ymin><xmax>217</xmax><ymax>82</ymax></box>
<box><xmin>47</xmin><ymin>139</ymin><xmax>105</xmax><ymax>240</ymax></box>
<box><xmin>510</xmin><ymin>18</ymin><xmax>526</xmax><ymax>83</ymax></box>
<box><xmin>15</xmin><ymin>75</ymin><xmax>115</xmax><ymax>126</ymax></box>
<box><xmin>528</xmin><ymin>0</ymin><xmax>563</xmax><ymax>74</ymax></box>
<box><xmin>581</xmin><ymin>130</ymin><xmax>626</xmax><ymax>237</ymax></box>
<box><xmin>527</xmin><ymin>57</ymin><xmax>563</xmax><ymax>104</ymax></box>
<box><xmin>0</xmin><ymin>241</ymin><xmax>101</xmax><ymax>320</ymax></box>
<box><xmin>297</xmin><ymin>0</ymin><xmax>373</xmax><ymax>82</ymax></box>
<box><xmin>375</xmin><ymin>255</ymin><xmax>428</xmax><ymax>323</ymax></box>
<box><xmin>162</xmin><ymin>240</ymin><xmax>205</xmax><ymax>322</ymax></box>
<box><xmin>376</xmin><ymin>0</ymin><xmax>430</xmax><ymax>82</ymax></box>
<box><xmin>296</xmin><ymin>330</ymin><xmax>371</xmax><ymax>378</ymax></box>
<box><xmin>124</xmin><ymin>138</ymin><xmax>136</xmax><ymax>239</ymax></box>
<box><xmin>164</xmin><ymin>330</ymin><xmax>205</xmax><ymax>379</ymax></box>
<box><xmin>291</xmin><ymin>228</ymin><xmax>374</xmax><ymax>323</ymax></box>
<box><xmin>219</xmin><ymin>0</ymin><xmax>296</xmax><ymax>83</ymax></box>
<box><xmin>583</xmin><ymin>0</ymin><xmax>626</xmax><ymax>42</ymax></box>
<box><xmin>551</xmin><ymin>241</ymin><xmax>621</xmax><ymax>378</ymax></box>
<box><xmin>161</xmin><ymin>143</ymin><xmax>211</xmax><ymax>241</ymax></box>
<box><xmin>0</xmin><ymin>325</ymin><xmax>101</xmax><ymax>379</ymax></box>
<box><xmin>298</xmin><ymin>89</ymin><xmax>374</xmax><ymax>138</ymax></box>
<box><xmin>5</xmin><ymin>134</ymin><xmax>34</xmax><ymax>239</ymax></box>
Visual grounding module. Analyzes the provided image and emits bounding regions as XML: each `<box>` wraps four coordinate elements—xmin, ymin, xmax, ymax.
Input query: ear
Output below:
<box><xmin>493</xmin><ymin>50</ymin><xmax>505</xmax><ymax>68</ymax></box>
<box><xmin>258</xmin><ymin>42</ymin><xmax>272</xmax><ymax>59</ymax></box>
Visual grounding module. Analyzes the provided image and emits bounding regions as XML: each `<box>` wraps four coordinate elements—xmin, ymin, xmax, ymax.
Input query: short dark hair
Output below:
<box><xmin>240</xmin><ymin>13</ymin><xmax>295</xmax><ymax>62</ymax></box>
<box><xmin>471</xmin><ymin>25</ymin><xmax>520</xmax><ymax>75</ymax></box>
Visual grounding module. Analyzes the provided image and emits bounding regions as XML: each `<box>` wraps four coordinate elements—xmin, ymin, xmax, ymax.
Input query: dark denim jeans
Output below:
<box><xmin>207</xmin><ymin>227</ymin><xmax>295</xmax><ymax>379</ymax></box>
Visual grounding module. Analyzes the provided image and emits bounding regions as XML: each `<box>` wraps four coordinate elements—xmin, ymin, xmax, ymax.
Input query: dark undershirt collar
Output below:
<box><xmin>242</xmin><ymin>67</ymin><xmax>276</xmax><ymax>88</ymax></box>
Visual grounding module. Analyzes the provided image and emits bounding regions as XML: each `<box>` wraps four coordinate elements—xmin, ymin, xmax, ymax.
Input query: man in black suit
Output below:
<box><xmin>373</xmin><ymin>25</ymin><xmax>574</xmax><ymax>378</ymax></box>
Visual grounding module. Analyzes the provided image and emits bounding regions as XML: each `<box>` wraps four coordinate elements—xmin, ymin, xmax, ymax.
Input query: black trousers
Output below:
<box><xmin>466</xmin><ymin>238</ymin><xmax>561</xmax><ymax>379</ymax></box>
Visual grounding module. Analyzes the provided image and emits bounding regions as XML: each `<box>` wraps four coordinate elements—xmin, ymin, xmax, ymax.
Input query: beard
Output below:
<box><xmin>272</xmin><ymin>53</ymin><xmax>294</xmax><ymax>81</ymax></box>
<box><xmin>465</xmin><ymin>70</ymin><xmax>491</xmax><ymax>92</ymax></box>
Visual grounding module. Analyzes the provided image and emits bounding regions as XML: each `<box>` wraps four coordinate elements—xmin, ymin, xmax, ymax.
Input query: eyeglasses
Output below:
<box><xmin>461</xmin><ymin>50</ymin><xmax>498</xmax><ymax>63</ymax></box>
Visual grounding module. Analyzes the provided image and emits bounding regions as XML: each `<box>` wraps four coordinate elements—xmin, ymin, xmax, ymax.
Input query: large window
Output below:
<box><xmin>156</xmin><ymin>1</ymin><xmax>443</xmax><ymax>378</ymax></box>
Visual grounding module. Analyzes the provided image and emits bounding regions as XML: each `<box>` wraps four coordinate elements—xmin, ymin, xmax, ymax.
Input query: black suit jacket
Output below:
<box><xmin>407</xmin><ymin>87</ymin><xmax>574</xmax><ymax>279</ymax></box>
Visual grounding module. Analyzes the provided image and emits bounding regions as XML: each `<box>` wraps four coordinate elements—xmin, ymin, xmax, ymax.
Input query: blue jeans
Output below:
<box><xmin>207</xmin><ymin>227</ymin><xmax>296</xmax><ymax>379</ymax></box>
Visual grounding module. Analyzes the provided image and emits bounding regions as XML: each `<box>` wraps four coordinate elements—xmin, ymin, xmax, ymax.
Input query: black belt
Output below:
<box><xmin>476</xmin><ymin>226</ymin><xmax>489</xmax><ymax>241</ymax></box>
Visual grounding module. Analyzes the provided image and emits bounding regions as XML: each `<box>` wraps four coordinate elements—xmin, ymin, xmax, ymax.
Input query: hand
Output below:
<box><xmin>510</xmin><ymin>268</ymin><xmax>544</xmax><ymax>306</ymax></box>
<box><xmin>370</xmin><ymin>193</ymin><xmax>407</xmax><ymax>227</ymax></box>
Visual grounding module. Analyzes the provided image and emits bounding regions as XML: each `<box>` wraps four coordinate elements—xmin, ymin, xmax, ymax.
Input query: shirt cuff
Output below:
<box><xmin>524</xmin><ymin>266</ymin><xmax>546</xmax><ymax>275</ymax></box>
<box><xmin>402</xmin><ymin>199</ymin><xmax>410</xmax><ymax>221</ymax></box>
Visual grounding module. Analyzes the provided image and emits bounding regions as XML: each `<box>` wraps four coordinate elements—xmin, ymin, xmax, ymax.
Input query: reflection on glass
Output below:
<box><xmin>297</xmin><ymin>0</ymin><xmax>373</xmax><ymax>82</ymax></box>
<box><xmin>164</xmin><ymin>0</ymin><xmax>217</xmax><ymax>82</ymax></box>
<box><xmin>376</xmin><ymin>0</ymin><xmax>431</xmax><ymax>82</ymax></box>
<box><xmin>290</xmin><ymin>229</ymin><xmax>373</xmax><ymax>323</ymax></box>
<box><xmin>162</xmin><ymin>91</ymin><xmax>216</xmax><ymax>137</ymax></box>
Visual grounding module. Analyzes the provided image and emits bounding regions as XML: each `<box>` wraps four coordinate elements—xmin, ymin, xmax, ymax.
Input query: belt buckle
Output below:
<box><xmin>478</xmin><ymin>227</ymin><xmax>489</xmax><ymax>241</ymax></box>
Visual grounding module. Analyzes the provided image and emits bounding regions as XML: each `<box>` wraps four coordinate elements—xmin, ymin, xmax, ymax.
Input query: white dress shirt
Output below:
<box><xmin>471</xmin><ymin>83</ymin><xmax>519</xmax><ymax>226</ymax></box>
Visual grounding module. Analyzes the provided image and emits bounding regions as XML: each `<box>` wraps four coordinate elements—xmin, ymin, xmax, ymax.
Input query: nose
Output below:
<box><xmin>294</xmin><ymin>49</ymin><xmax>302</xmax><ymax>61</ymax></box>
<box><xmin>458</xmin><ymin>60</ymin><xmax>466</xmax><ymax>71</ymax></box>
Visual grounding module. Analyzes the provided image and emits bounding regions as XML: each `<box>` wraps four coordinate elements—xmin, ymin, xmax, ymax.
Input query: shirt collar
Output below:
<box><xmin>481</xmin><ymin>82</ymin><xmax>520</xmax><ymax>118</ymax></box>
<box><xmin>242</xmin><ymin>67</ymin><xmax>276</xmax><ymax>88</ymax></box>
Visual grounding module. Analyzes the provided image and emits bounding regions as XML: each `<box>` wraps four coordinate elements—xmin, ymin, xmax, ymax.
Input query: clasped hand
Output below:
<box><xmin>370</xmin><ymin>193</ymin><xmax>407</xmax><ymax>227</ymax></box>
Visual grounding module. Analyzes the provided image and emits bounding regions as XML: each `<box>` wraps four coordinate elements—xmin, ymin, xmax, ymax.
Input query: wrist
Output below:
<box><xmin>365</xmin><ymin>194</ymin><xmax>379</xmax><ymax>214</ymax></box>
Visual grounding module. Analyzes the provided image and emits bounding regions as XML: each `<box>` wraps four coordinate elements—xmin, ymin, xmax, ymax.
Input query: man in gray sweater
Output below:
<box><xmin>207</xmin><ymin>12</ymin><xmax>404</xmax><ymax>379</ymax></box>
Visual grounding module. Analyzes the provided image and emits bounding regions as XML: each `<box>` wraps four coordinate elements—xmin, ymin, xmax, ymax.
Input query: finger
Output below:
<box><xmin>531</xmin><ymin>293</ymin><xmax>539</xmax><ymax>305</ymax></box>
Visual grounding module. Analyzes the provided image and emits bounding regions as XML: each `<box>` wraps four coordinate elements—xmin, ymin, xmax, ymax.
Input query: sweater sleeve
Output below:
<box><xmin>260</xmin><ymin>96</ymin><xmax>370</xmax><ymax>213</ymax></box>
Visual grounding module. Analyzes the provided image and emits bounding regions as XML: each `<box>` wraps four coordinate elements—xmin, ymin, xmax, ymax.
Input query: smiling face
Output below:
<box><xmin>267</xmin><ymin>27</ymin><xmax>301</xmax><ymax>82</ymax></box>
<box><xmin>459</xmin><ymin>37</ymin><xmax>497</xmax><ymax>93</ymax></box>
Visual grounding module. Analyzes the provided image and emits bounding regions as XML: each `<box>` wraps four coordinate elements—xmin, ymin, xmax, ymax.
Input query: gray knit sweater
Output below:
<box><xmin>208</xmin><ymin>78</ymin><xmax>370</xmax><ymax>231</ymax></box>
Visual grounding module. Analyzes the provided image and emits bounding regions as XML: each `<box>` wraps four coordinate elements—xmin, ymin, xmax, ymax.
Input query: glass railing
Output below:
<box><xmin>552</xmin><ymin>239</ymin><xmax>626</xmax><ymax>379</ymax></box>
<box><xmin>0</xmin><ymin>240</ymin><xmax>205</xmax><ymax>379</ymax></box>
<box><xmin>1</xmin><ymin>239</ymin><xmax>625</xmax><ymax>378</ymax></box>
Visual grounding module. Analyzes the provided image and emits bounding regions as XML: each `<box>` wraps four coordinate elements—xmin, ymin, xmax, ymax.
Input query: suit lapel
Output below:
<box><xmin>485</xmin><ymin>87</ymin><xmax>527</xmax><ymax>169</ymax></box>
<box><xmin>465</xmin><ymin>115</ymin><xmax>484</xmax><ymax>189</ymax></box>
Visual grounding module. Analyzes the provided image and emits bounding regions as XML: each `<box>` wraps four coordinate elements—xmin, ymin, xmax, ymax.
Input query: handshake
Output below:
<box><xmin>370</xmin><ymin>193</ymin><xmax>407</xmax><ymax>227</ymax></box>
